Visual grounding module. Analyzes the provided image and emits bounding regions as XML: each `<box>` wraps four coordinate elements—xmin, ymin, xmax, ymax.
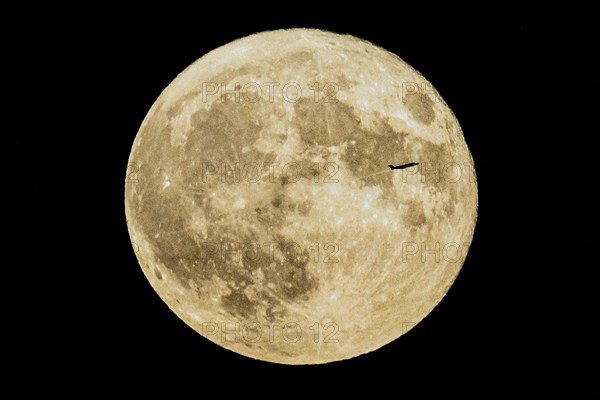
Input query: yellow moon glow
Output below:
<box><xmin>125</xmin><ymin>29</ymin><xmax>478</xmax><ymax>364</ymax></box>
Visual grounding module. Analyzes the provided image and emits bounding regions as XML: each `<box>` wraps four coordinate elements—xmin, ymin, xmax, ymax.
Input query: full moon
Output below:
<box><xmin>125</xmin><ymin>29</ymin><xmax>477</xmax><ymax>364</ymax></box>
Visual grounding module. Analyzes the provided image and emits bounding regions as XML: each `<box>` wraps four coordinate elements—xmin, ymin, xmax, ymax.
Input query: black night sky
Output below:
<box><xmin>3</xmin><ymin>9</ymin><xmax>596</xmax><ymax>390</ymax></box>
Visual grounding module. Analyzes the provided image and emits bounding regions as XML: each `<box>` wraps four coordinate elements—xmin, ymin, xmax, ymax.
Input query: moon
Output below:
<box><xmin>125</xmin><ymin>29</ymin><xmax>477</xmax><ymax>364</ymax></box>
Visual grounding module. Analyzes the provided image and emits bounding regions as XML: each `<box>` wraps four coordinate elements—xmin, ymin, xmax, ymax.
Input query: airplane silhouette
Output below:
<box><xmin>388</xmin><ymin>162</ymin><xmax>419</xmax><ymax>170</ymax></box>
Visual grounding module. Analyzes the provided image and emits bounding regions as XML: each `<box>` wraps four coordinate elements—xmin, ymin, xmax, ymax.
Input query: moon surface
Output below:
<box><xmin>125</xmin><ymin>29</ymin><xmax>478</xmax><ymax>364</ymax></box>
